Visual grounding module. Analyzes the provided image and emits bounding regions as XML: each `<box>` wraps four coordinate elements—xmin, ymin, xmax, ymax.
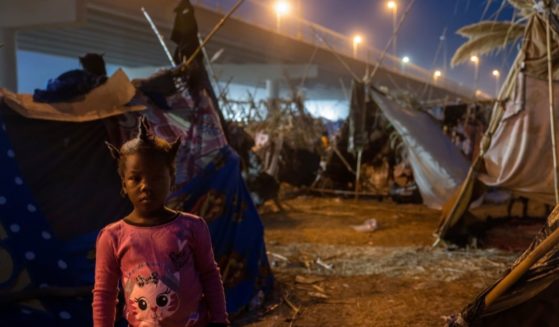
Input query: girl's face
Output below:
<box><xmin>122</xmin><ymin>152</ymin><xmax>172</xmax><ymax>216</ymax></box>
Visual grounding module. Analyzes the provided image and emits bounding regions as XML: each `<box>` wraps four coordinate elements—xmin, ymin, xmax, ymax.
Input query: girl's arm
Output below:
<box><xmin>92</xmin><ymin>228</ymin><xmax>120</xmax><ymax>327</ymax></box>
<box><xmin>193</xmin><ymin>218</ymin><xmax>229</xmax><ymax>324</ymax></box>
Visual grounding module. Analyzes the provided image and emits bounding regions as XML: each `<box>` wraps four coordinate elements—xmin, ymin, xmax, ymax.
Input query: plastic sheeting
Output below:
<box><xmin>371</xmin><ymin>91</ymin><xmax>470</xmax><ymax>209</ymax></box>
<box><xmin>0</xmin><ymin>69</ymin><xmax>144</xmax><ymax>122</ymax></box>
<box><xmin>480</xmin><ymin>74</ymin><xmax>559</xmax><ymax>204</ymax></box>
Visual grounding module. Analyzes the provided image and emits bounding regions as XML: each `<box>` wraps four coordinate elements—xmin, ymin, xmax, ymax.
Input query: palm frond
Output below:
<box><xmin>457</xmin><ymin>21</ymin><xmax>525</xmax><ymax>38</ymax></box>
<box><xmin>451</xmin><ymin>29</ymin><xmax>524</xmax><ymax>66</ymax></box>
<box><xmin>507</xmin><ymin>0</ymin><xmax>534</xmax><ymax>12</ymax></box>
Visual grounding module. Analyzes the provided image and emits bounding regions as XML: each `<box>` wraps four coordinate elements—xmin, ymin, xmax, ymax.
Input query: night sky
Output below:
<box><xmin>299</xmin><ymin>0</ymin><xmax>516</xmax><ymax>94</ymax></box>
<box><xmin>204</xmin><ymin>0</ymin><xmax>517</xmax><ymax>94</ymax></box>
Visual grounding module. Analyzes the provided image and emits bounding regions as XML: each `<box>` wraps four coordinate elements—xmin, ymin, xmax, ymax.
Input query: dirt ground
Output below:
<box><xmin>234</xmin><ymin>196</ymin><xmax>547</xmax><ymax>327</ymax></box>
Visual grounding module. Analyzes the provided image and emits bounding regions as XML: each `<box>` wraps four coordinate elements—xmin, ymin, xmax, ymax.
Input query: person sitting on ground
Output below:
<box><xmin>93</xmin><ymin>117</ymin><xmax>228</xmax><ymax>327</ymax></box>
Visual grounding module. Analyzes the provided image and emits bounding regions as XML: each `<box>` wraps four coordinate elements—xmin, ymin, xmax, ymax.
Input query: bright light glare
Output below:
<box><xmin>402</xmin><ymin>56</ymin><xmax>410</xmax><ymax>63</ymax></box>
<box><xmin>274</xmin><ymin>1</ymin><xmax>291</xmax><ymax>16</ymax></box>
<box><xmin>353</xmin><ymin>35</ymin><xmax>363</xmax><ymax>45</ymax></box>
<box><xmin>492</xmin><ymin>69</ymin><xmax>500</xmax><ymax>77</ymax></box>
<box><xmin>433</xmin><ymin>70</ymin><xmax>442</xmax><ymax>78</ymax></box>
<box><xmin>387</xmin><ymin>1</ymin><xmax>397</xmax><ymax>10</ymax></box>
<box><xmin>470</xmin><ymin>55</ymin><xmax>479</xmax><ymax>63</ymax></box>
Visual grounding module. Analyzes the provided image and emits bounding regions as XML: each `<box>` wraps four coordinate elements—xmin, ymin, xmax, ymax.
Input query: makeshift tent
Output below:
<box><xmin>316</xmin><ymin>80</ymin><xmax>470</xmax><ymax>205</ymax></box>
<box><xmin>437</xmin><ymin>4</ymin><xmax>559</xmax><ymax>243</ymax></box>
<box><xmin>0</xmin><ymin>1</ymin><xmax>272</xmax><ymax>325</ymax></box>
<box><xmin>370</xmin><ymin>91</ymin><xmax>470</xmax><ymax>209</ymax></box>
<box><xmin>442</xmin><ymin>2</ymin><xmax>559</xmax><ymax>325</ymax></box>
<box><xmin>0</xmin><ymin>74</ymin><xmax>272</xmax><ymax>326</ymax></box>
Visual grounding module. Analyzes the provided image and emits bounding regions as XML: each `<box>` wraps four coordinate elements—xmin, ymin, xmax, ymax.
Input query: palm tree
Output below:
<box><xmin>451</xmin><ymin>0</ymin><xmax>533</xmax><ymax>66</ymax></box>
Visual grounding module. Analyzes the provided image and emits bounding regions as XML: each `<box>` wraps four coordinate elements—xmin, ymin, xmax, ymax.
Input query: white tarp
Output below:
<box><xmin>480</xmin><ymin>74</ymin><xmax>559</xmax><ymax>204</ymax></box>
<box><xmin>371</xmin><ymin>91</ymin><xmax>470</xmax><ymax>209</ymax></box>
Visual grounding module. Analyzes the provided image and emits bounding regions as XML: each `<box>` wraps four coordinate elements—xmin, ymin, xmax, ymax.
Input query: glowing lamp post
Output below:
<box><xmin>401</xmin><ymin>56</ymin><xmax>410</xmax><ymax>72</ymax></box>
<box><xmin>433</xmin><ymin>70</ymin><xmax>442</xmax><ymax>83</ymax></box>
<box><xmin>352</xmin><ymin>34</ymin><xmax>363</xmax><ymax>58</ymax></box>
<box><xmin>387</xmin><ymin>1</ymin><xmax>398</xmax><ymax>55</ymax></box>
<box><xmin>274</xmin><ymin>1</ymin><xmax>291</xmax><ymax>32</ymax></box>
<box><xmin>470</xmin><ymin>55</ymin><xmax>480</xmax><ymax>91</ymax></box>
<box><xmin>492</xmin><ymin>69</ymin><xmax>500</xmax><ymax>98</ymax></box>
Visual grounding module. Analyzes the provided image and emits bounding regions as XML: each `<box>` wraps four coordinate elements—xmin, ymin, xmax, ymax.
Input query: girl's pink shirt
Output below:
<box><xmin>92</xmin><ymin>212</ymin><xmax>228</xmax><ymax>327</ymax></box>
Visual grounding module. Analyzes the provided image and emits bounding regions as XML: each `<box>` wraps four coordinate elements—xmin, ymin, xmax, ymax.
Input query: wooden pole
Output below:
<box><xmin>484</xmin><ymin>226</ymin><xmax>559</xmax><ymax>307</ymax></box>
<box><xmin>354</xmin><ymin>148</ymin><xmax>363</xmax><ymax>200</ymax></box>
<box><xmin>545</xmin><ymin>8</ymin><xmax>559</xmax><ymax>204</ymax></box>
<box><xmin>141</xmin><ymin>7</ymin><xmax>176</xmax><ymax>67</ymax></box>
<box><xmin>174</xmin><ymin>0</ymin><xmax>244</xmax><ymax>75</ymax></box>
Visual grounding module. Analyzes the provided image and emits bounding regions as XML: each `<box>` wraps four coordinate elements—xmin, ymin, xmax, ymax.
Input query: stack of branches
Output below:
<box><xmin>242</xmin><ymin>98</ymin><xmax>325</xmax><ymax>153</ymax></box>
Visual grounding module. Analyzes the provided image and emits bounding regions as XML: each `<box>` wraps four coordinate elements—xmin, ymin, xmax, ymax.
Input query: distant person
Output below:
<box><xmin>93</xmin><ymin>117</ymin><xmax>228</xmax><ymax>327</ymax></box>
<box><xmin>320</xmin><ymin>131</ymin><xmax>330</xmax><ymax>150</ymax></box>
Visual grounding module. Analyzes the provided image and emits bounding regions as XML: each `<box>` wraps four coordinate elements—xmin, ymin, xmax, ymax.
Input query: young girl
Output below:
<box><xmin>93</xmin><ymin>117</ymin><xmax>229</xmax><ymax>327</ymax></box>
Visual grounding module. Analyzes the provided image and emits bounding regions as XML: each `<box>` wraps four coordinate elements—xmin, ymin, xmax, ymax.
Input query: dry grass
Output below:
<box><xmin>235</xmin><ymin>197</ymin><xmax>543</xmax><ymax>327</ymax></box>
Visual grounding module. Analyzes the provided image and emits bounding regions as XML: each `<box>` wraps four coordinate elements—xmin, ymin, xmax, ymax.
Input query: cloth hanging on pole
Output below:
<box><xmin>370</xmin><ymin>91</ymin><xmax>469</xmax><ymax>209</ymax></box>
<box><xmin>480</xmin><ymin>74</ymin><xmax>559</xmax><ymax>204</ymax></box>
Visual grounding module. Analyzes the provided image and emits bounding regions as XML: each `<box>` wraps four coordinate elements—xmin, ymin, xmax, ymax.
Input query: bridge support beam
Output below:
<box><xmin>0</xmin><ymin>0</ymin><xmax>85</xmax><ymax>91</ymax></box>
<box><xmin>0</xmin><ymin>29</ymin><xmax>17</xmax><ymax>91</ymax></box>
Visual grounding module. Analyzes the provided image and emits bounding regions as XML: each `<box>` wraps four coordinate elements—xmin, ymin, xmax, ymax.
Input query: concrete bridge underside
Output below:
<box><xmin>2</xmin><ymin>0</ymin><xmax>473</xmax><ymax>103</ymax></box>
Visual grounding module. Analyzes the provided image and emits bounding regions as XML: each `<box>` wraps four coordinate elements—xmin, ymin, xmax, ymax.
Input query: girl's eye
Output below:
<box><xmin>156</xmin><ymin>294</ymin><xmax>169</xmax><ymax>307</ymax></box>
<box><xmin>135</xmin><ymin>297</ymin><xmax>148</xmax><ymax>310</ymax></box>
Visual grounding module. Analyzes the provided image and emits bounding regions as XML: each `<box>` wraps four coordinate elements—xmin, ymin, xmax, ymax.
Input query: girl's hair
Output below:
<box><xmin>106</xmin><ymin>116</ymin><xmax>181</xmax><ymax>178</ymax></box>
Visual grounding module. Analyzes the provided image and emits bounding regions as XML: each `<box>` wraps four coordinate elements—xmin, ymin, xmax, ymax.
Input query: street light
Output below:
<box><xmin>274</xmin><ymin>1</ymin><xmax>291</xmax><ymax>32</ymax></box>
<box><xmin>387</xmin><ymin>1</ymin><xmax>398</xmax><ymax>56</ymax></box>
<box><xmin>433</xmin><ymin>70</ymin><xmax>442</xmax><ymax>82</ymax></box>
<box><xmin>401</xmin><ymin>56</ymin><xmax>410</xmax><ymax>71</ymax></box>
<box><xmin>470</xmin><ymin>55</ymin><xmax>480</xmax><ymax>91</ymax></box>
<box><xmin>492</xmin><ymin>69</ymin><xmax>500</xmax><ymax>97</ymax></box>
<box><xmin>353</xmin><ymin>34</ymin><xmax>363</xmax><ymax>58</ymax></box>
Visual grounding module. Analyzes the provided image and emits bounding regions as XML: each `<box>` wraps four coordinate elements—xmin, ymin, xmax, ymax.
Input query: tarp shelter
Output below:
<box><xmin>443</xmin><ymin>5</ymin><xmax>559</xmax><ymax>325</ymax></box>
<box><xmin>0</xmin><ymin>69</ymin><xmax>272</xmax><ymax>325</ymax></box>
<box><xmin>437</xmin><ymin>11</ymin><xmax>559</xmax><ymax>242</ymax></box>
<box><xmin>371</xmin><ymin>91</ymin><xmax>470</xmax><ymax>209</ymax></box>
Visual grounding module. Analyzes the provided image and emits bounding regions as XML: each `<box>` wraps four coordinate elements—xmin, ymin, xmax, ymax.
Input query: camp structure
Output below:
<box><xmin>0</xmin><ymin>1</ymin><xmax>272</xmax><ymax>325</ymax></box>
<box><xmin>315</xmin><ymin>75</ymin><xmax>472</xmax><ymax>209</ymax></box>
<box><xmin>436</xmin><ymin>0</ymin><xmax>559</xmax><ymax>244</ymax></box>
<box><xmin>369</xmin><ymin>88</ymin><xmax>472</xmax><ymax>209</ymax></box>
<box><xmin>441</xmin><ymin>1</ymin><xmax>559</xmax><ymax>325</ymax></box>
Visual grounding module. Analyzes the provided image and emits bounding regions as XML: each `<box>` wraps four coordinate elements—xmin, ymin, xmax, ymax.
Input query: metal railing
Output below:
<box><xmin>192</xmin><ymin>0</ymin><xmax>474</xmax><ymax>98</ymax></box>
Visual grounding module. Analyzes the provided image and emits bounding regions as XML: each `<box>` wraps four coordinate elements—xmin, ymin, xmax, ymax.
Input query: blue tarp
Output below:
<box><xmin>0</xmin><ymin>114</ymin><xmax>98</xmax><ymax>326</ymax></box>
<box><xmin>171</xmin><ymin>146</ymin><xmax>273</xmax><ymax>315</ymax></box>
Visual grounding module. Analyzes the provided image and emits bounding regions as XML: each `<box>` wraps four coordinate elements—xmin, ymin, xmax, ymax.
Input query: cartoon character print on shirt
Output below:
<box><xmin>125</xmin><ymin>239</ymin><xmax>199</xmax><ymax>327</ymax></box>
<box><xmin>127</xmin><ymin>270</ymin><xmax>180</xmax><ymax>326</ymax></box>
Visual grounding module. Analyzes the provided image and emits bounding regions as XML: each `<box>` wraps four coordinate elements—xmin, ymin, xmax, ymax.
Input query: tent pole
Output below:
<box><xmin>354</xmin><ymin>148</ymin><xmax>363</xmax><ymax>200</ymax></box>
<box><xmin>545</xmin><ymin>9</ymin><xmax>559</xmax><ymax>204</ymax></box>
<box><xmin>434</xmin><ymin>50</ymin><xmax>523</xmax><ymax>244</ymax></box>
<box><xmin>484</xmin><ymin>224</ymin><xmax>559</xmax><ymax>307</ymax></box>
